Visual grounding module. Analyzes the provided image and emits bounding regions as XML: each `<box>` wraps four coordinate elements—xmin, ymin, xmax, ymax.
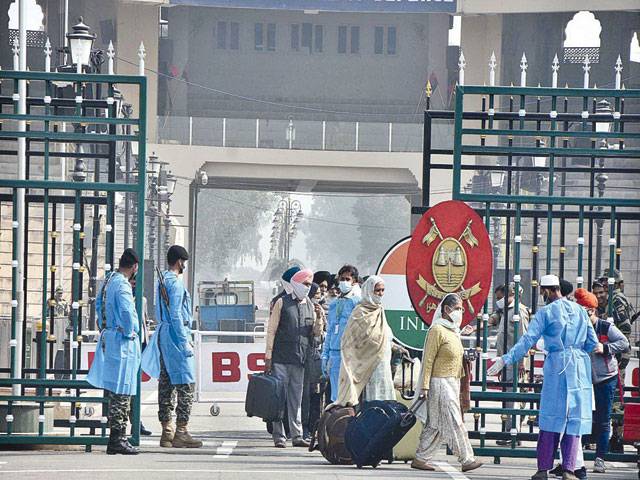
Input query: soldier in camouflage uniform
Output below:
<box><xmin>593</xmin><ymin>270</ymin><xmax>635</xmax><ymax>453</ymax></box>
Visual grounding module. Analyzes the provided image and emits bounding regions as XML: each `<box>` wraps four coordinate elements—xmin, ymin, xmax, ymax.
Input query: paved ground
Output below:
<box><xmin>0</xmin><ymin>394</ymin><xmax>637</xmax><ymax>480</ymax></box>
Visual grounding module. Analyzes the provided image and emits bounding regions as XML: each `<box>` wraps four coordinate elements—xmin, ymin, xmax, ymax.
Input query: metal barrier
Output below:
<box><xmin>0</xmin><ymin>66</ymin><xmax>146</xmax><ymax>448</ymax></box>
<box><xmin>416</xmin><ymin>82</ymin><xmax>640</xmax><ymax>463</ymax></box>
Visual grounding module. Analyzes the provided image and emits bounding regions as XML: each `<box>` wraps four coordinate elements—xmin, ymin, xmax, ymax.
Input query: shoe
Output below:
<box><xmin>107</xmin><ymin>436</ymin><xmax>139</xmax><ymax>455</ymax></box>
<box><xmin>574</xmin><ymin>467</ymin><xmax>587</xmax><ymax>479</ymax></box>
<box><xmin>462</xmin><ymin>461</ymin><xmax>483</xmax><ymax>472</ymax></box>
<box><xmin>292</xmin><ymin>438</ymin><xmax>310</xmax><ymax>447</ymax></box>
<box><xmin>140</xmin><ymin>423</ymin><xmax>152</xmax><ymax>436</ymax></box>
<box><xmin>550</xmin><ymin>464</ymin><xmax>563</xmax><ymax>477</ymax></box>
<box><xmin>411</xmin><ymin>459</ymin><xmax>436</xmax><ymax>471</ymax></box>
<box><xmin>593</xmin><ymin>457</ymin><xmax>606</xmax><ymax>473</ymax></box>
<box><xmin>562</xmin><ymin>471</ymin><xmax>578</xmax><ymax>480</ymax></box>
<box><xmin>274</xmin><ymin>440</ymin><xmax>286</xmax><ymax>448</ymax></box>
<box><xmin>160</xmin><ymin>421</ymin><xmax>174</xmax><ymax>448</ymax></box>
<box><xmin>531</xmin><ymin>471</ymin><xmax>549</xmax><ymax>480</ymax></box>
<box><xmin>172</xmin><ymin>421</ymin><xmax>203</xmax><ymax>448</ymax></box>
<box><xmin>497</xmin><ymin>439</ymin><xmax>521</xmax><ymax>446</ymax></box>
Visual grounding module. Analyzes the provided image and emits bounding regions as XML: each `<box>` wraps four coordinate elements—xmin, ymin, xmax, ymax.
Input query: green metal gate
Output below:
<box><xmin>419</xmin><ymin>84</ymin><xmax>640</xmax><ymax>463</ymax></box>
<box><xmin>0</xmin><ymin>68</ymin><xmax>146</xmax><ymax>448</ymax></box>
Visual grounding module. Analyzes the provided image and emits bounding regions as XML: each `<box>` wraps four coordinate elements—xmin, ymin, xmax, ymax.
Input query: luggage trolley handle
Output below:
<box><xmin>400</xmin><ymin>354</ymin><xmax>416</xmax><ymax>400</ymax></box>
<box><xmin>399</xmin><ymin>397</ymin><xmax>426</xmax><ymax>429</ymax></box>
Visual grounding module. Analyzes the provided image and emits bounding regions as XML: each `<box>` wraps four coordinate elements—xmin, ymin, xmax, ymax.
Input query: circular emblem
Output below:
<box><xmin>376</xmin><ymin>237</ymin><xmax>425</xmax><ymax>351</ymax></box>
<box><xmin>406</xmin><ymin>200</ymin><xmax>493</xmax><ymax>328</ymax></box>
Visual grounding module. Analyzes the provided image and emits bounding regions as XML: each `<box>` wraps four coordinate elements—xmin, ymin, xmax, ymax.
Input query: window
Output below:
<box><xmin>374</xmin><ymin>26</ymin><xmax>384</xmax><ymax>54</ymax></box>
<box><xmin>230</xmin><ymin>22</ymin><xmax>239</xmax><ymax>50</ymax></box>
<box><xmin>267</xmin><ymin>23</ymin><xmax>276</xmax><ymax>51</ymax></box>
<box><xmin>291</xmin><ymin>24</ymin><xmax>300</xmax><ymax>51</ymax></box>
<box><xmin>217</xmin><ymin>21</ymin><xmax>227</xmax><ymax>49</ymax></box>
<box><xmin>388</xmin><ymin>26</ymin><xmax>396</xmax><ymax>54</ymax></box>
<box><xmin>350</xmin><ymin>26</ymin><xmax>360</xmax><ymax>54</ymax></box>
<box><xmin>314</xmin><ymin>25</ymin><xmax>323</xmax><ymax>52</ymax></box>
<box><xmin>254</xmin><ymin>23</ymin><xmax>264</xmax><ymax>50</ymax></box>
<box><xmin>338</xmin><ymin>26</ymin><xmax>347</xmax><ymax>54</ymax></box>
<box><xmin>215</xmin><ymin>21</ymin><xmax>239</xmax><ymax>50</ymax></box>
<box><xmin>291</xmin><ymin>23</ymin><xmax>323</xmax><ymax>53</ymax></box>
<box><xmin>374</xmin><ymin>26</ymin><xmax>397</xmax><ymax>55</ymax></box>
<box><xmin>301</xmin><ymin>23</ymin><xmax>312</xmax><ymax>51</ymax></box>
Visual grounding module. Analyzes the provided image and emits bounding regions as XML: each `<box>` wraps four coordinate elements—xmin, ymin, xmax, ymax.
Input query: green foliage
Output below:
<box><xmin>195</xmin><ymin>189</ymin><xmax>277</xmax><ymax>281</ymax></box>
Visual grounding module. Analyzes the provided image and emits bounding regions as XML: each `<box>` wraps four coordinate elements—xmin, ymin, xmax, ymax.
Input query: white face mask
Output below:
<box><xmin>448</xmin><ymin>309</ymin><xmax>463</xmax><ymax>327</ymax></box>
<box><xmin>372</xmin><ymin>294</ymin><xmax>383</xmax><ymax>305</ymax></box>
<box><xmin>291</xmin><ymin>281</ymin><xmax>311</xmax><ymax>301</ymax></box>
<box><xmin>338</xmin><ymin>281</ymin><xmax>353</xmax><ymax>295</ymax></box>
<box><xmin>496</xmin><ymin>298</ymin><xmax>505</xmax><ymax>310</ymax></box>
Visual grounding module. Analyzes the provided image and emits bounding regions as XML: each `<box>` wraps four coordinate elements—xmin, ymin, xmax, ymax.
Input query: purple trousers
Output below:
<box><xmin>537</xmin><ymin>430</ymin><xmax>580</xmax><ymax>472</ymax></box>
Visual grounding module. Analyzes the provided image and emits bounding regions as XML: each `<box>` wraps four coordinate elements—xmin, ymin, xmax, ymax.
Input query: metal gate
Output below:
<box><xmin>418</xmin><ymin>63</ymin><xmax>640</xmax><ymax>462</ymax></box>
<box><xmin>0</xmin><ymin>61</ymin><xmax>146</xmax><ymax>448</ymax></box>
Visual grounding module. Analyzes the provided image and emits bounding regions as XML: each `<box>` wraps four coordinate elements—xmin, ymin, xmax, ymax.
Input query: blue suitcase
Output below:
<box><xmin>344</xmin><ymin>399</ymin><xmax>420</xmax><ymax>468</ymax></box>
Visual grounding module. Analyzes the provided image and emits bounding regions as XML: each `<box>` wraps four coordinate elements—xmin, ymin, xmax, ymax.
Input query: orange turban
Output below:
<box><xmin>574</xmin><ymin>288</ymin><xmax>598</xmax><ymax>309</ymax></box>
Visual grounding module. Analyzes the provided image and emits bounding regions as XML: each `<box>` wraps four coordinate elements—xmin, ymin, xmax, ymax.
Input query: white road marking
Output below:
<box><xmin>214</xmin><ymin>440</ymin><xmax>238</xmax><ymax>458</ymax></box>
<box><xmin>434</xmin><ymin>461</ymin><xmax>470</xmax><ymax>480</ymax></box>
<box><xmin>608</xmin><ymin>461</ymin><xmax>632</xmax><ymax>468</ymax></box>
<box><xmin>138</xmin><ymin>439</ymin><xmax>218</xmax><ymax>449</ymax></box>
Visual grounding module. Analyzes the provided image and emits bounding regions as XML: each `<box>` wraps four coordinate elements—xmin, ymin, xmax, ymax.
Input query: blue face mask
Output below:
<box><xmin>338</xmin><ymin>281</ymin><xmax>352</xmax><ymax>294</ymax></box>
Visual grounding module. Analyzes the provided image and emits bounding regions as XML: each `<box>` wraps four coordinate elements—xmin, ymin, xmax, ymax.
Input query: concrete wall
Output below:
<box><xmin>160</xmin><ymin>7</ymin><xmax>452</xmax><ymax>119</ymax></box>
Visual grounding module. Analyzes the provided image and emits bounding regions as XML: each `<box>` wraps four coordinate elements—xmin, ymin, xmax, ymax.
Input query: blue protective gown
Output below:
<box><xmin>142</xmin><ymin>271</ymin><xmax>195</xmax><ymax>385</ymax></box>
<box><xmin>503</xmin><ymin>298</ymin><xmax>598</xmax><ymax>436</ymax></box>
<box><xmin>321</xmin><ymin>293</ymin><xmax>360</xmax><ymax>401</ymax></box>
<box><xmin>87</xmin><ymin>271</ymin><xmax>141</xmax><ymax>395</ymax></box>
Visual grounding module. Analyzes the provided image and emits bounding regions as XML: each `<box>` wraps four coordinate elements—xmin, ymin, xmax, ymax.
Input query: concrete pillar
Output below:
<box><xmin>116</xmin><ymin>2</ymin><xmax>159</xmax><ymax>142</ymax></box>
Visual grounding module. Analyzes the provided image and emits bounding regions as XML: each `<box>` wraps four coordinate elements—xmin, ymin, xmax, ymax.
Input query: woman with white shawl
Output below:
<box><xmin>334</xmin><ymin>276</ymin><xmax>400</xmax><ymax>407</ymax></box>
<box><xmin>410</xmin><ymin>292</ymin><xmax>483</xmax><ymax>473</ymax></box>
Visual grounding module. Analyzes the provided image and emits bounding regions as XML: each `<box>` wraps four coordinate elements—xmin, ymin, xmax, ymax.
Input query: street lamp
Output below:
<box><xmin>594</xmin><ymin>99</ymin><xmax>612</xmax><ymax>276</ymax></box>
<box><xmin>67</xmin><ymin>17</ymin><xmax>96</xmax><ymax>74</ymax></box>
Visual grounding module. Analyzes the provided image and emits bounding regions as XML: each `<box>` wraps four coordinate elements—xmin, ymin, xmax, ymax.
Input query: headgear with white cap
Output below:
<box><xmin>539</xmin><ymin>274</ymin><xmax>560</xmax><ymax>305</ymax></box>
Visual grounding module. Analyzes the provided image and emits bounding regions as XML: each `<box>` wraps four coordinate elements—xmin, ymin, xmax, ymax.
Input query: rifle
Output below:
<box><xmin>156</xmin><ymin>265</ymin><xmax>171</xmax><ymax>313</ymax></box>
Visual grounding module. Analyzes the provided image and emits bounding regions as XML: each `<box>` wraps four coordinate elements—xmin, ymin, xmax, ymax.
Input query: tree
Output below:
<box><xmin>352</xmin><ymin>195</ymin><xmax>411</xmax><ymax>274</ymax></box>
<box><xmin>195</xmin><ymin>189</ymin><xmax>277</xmax><ymax>282</ymax></box>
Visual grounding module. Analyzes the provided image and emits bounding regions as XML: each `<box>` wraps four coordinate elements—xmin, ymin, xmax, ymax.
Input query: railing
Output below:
<box><xmin>157</xmin><ymin>115</ymin><xmax>454</xmax><ymax>152</ymax></box>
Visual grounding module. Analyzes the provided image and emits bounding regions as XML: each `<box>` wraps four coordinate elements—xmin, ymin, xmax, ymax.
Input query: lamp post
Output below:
<box><xmin>187</xmin><ymin>170</ymin><xmax>209</xmax><ymax>297</ymax></box>
<box><xmin>594</xmin><ymin>99</ymin><xmax>612</xmax><ymax>276</ymax></box>
<box><xmin>147</xmin><ymin>153</ymin><xmax>161</xmax><ymax>265</ymax></box>
<box><xmin>272</xmin><ymin>196</ymin><xmax>303</xmax><ymax>263</ymax></box>
<box><xmin>488</xmin><ymin>171</ymin><xmax>505</xmax><ymax>296</ymax></box>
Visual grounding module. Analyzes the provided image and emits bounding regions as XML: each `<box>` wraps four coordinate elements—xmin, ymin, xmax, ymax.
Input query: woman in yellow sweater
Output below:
<box><xmin>411</xmin><ymin>292</ymin><xmax>483</xmax><ymax>473</ymax></box>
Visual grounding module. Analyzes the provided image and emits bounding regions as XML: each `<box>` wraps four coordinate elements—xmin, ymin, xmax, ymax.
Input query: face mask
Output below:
<box><xmin>543</xmin><ymin>293</ymin><xmax>551</xmax><ymax>305</ymax></box>
<box><xmin>448</xmin><ymin>309</ymin><xmax>463</xmax><ymax>327</ymax></box>
<box><xmin>291</xmin><ymin>282</ymin><xmax>311</xmax><ymax>300</ymax></box>
<box><xmin>339</xmin><ymin>281</ymin><xmax>353</xmax><ymax>294</ymax></box>
<box><xmin>496</xmin><ymin>298</ymin><xmax>505</xmax><ymax>310</ymax></box>
<box><xmin>372</xmin><ymin>294</ymin><xmax>383</xmax><ymax>305</ymax></box>
<box><xmin>325</xmin><ymin>296</ymin><xmax>336</xmax><ymax>306</ymax></box>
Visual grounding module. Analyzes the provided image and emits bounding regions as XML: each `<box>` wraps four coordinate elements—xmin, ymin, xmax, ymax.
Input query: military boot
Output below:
<box><xmin>160</xmin><ymin>421</ymin><xmax>174</xmax><ymax>448</ymax></box>
<box><xmin>107</xmin><ymin>430</ymin><xmax>139</xmax><ymax>455</ymax></box>
<box><xmin>172</xmin><ymin>421</ymin><xmax>203</xmax><ymax>448</ymax></box>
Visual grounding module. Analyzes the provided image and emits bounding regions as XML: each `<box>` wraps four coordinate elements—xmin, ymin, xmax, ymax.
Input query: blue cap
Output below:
<box><xmin>282</xmin><ymin>266</ymin><xmax>301</xmax><ymax>282</ymax></box>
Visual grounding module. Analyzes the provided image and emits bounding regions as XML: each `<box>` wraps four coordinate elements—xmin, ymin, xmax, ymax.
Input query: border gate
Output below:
<box><xmin>0</xmin><ymin>53</ymin><xmax>146</xmax><ymax>448</ymax></box>
<box><xmin>417</xmin><ymin>55</ymin><xmax>640</xmax><ymax>464</ymax></box>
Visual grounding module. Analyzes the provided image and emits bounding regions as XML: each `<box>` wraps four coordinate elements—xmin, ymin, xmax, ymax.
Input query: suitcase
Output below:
<box><xmin>345</xmin><ymin>399</ymin><xmax>420</xmax><ymax>468</ymax></box>
<box><xmin>245</xmin><ymin>373</ymin><xmax>286</xmax><ymax>422</ymax></box>
<box><xmin>392</xmin><ymin>391</ymin><xmax>422</xmax><ymax>462</ymax></box>
<box><xmin>309</xmin><ymin>405</ymin><xmax>355</xmax><ymax>465</ymax></box>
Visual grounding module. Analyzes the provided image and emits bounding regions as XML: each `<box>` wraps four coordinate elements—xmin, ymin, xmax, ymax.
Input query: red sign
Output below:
<box><xmin>406</xmin><ymin>200</ymin><xmax>492</xmax><ymax>327</ymax></box>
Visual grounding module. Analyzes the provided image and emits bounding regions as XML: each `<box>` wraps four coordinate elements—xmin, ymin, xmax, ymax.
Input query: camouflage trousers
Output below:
<box><xmin>158</xmin><ymin>353</ymin><xmax>195</xmax><ymax>424</ymax></box>
<box><xmin>107</xmin><ymin>391</ymin><xmax>132</xmax><ymax>434</ymax></box>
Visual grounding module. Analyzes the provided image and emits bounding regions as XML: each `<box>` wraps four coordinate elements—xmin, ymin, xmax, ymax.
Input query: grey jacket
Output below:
<box><xmin>590</xmin><ymin>318</ymin><xmax>630</xmax><ymax>385</ymax></box>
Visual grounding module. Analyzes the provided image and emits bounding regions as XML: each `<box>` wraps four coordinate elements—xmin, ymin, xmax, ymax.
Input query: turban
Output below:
<box><xmin>282</xmin><ymin>266</ymin><xmax>301</xmax><ymax>283</ymax></box>
<box><xmin>292</xmin><ymin>268</ymin><xmax>313</xmax><ymax>284</ymax></box>
<box><xmin>574</xmin><ymin>288</ymin><xmax>598</xmax><ymax>309</ymax></box>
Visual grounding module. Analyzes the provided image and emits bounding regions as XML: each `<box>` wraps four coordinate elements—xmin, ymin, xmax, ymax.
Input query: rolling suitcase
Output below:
<box><xmin>392</xmin><ymin>356</ymin><xmax>421</xmax><ymax>463</ymax></box>
<box><xmin>345</xmin><ymin>399</ymin><xmax>422</xmax><ymax>468</ymax></box>
<box><xmin>245</xmin><ymin>372</ymin><xmax>286</xmax><ymax>422</ymax></box>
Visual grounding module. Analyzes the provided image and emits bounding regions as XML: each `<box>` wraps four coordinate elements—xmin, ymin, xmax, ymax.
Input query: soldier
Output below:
<box><xmin>87</xmin><ymin>248</ymin><xmax>141</xmax><ymax>455</ymax></box>
<box><xmin>143</xmin><ymin>245</ymin><xmax>202</xmax><ymax>448</ymax></box>
<box><xmin>596</xmin><ymin>269</ymin><xmax>635</xmax><ymax>453</ymax></box>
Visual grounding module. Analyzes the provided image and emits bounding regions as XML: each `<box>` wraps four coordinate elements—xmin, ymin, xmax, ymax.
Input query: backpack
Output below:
<box><xmin>309</xmin><ymin>405</ymin><xmax>355</xmax><ymax>465</ymax></box>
